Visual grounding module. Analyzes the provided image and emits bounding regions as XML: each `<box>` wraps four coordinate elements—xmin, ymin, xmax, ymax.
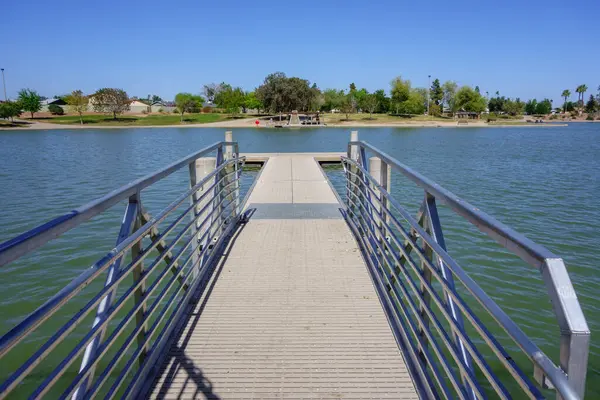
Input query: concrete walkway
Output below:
<box><xmin>149</xmin><ymin>155</ymin><xmax>418</xmax><ymax>399</ymax></box>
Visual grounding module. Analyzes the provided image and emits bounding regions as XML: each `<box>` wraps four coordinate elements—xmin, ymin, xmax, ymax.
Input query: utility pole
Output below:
<box><xmin>1</xmin><ymin>68</ymin><xmax>7</xmax><ymax>101</ymax></box>
<box><xmin>427</xmin><ymin>74</ymin><xmax>431</xmax><ymax>115</ymax></box>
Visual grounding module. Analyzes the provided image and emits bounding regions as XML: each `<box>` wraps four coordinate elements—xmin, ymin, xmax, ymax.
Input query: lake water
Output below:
<box><xmin>0</xmin><ymin>124</ymin><xmax>598</xmax><ymax>397</ymax></box>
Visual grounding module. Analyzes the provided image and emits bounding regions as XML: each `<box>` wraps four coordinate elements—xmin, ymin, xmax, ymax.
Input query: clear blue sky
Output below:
<box><xmin>1</xmin><ymin>0</ymin><xmax>598</xmax><ymax>104</ymax></box>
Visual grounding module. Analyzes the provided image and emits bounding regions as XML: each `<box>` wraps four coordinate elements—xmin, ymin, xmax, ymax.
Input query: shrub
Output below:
<box><xmin>141</xmin><ymin>109</ymin><xmax>148</xmax><ymax>114</ymax></box>
<box><xmin>586</xmin><ymin>115</ymin><xmax>594</xmax><ymax>121</ymax></box>
<box><xmin>48</xmin><ymin>104</ymin><xmax>65</xmax><ymax>115</ymax></box>
<box><xmin>202</xmin><ymin>106</ymin><xmax>213</xmax><ymax>113</ymax></box>
<box><xmin>549</xmin><ymin>114</ymin><xmax>558</xmax><ymax>120</ymax></box>
<box><xmin>158</xmin><ymin>108</ymin><xmax>164</xmax><ymax>113</ymax></box>
<box><xmin>173</xmin><ymin>108</ymin><xmax>179</xmax><ymax>114</ymax></box>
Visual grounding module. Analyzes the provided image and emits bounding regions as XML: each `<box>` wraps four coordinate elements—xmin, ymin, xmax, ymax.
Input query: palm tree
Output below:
<box><xmin>562</xmin><ymin>89</ymin><xmax>571</xmax><ymax>112</ymax></box>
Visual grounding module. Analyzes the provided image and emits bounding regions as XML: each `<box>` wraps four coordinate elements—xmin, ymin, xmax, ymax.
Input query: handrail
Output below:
<box><xmin>0</xmin><ymin>141</ymin><xmax>238</xmax><ymax>267</ymax></box>
<box><xmin>341</xmin><ymin>139</ymin><xmax>590</xmax><ymax>400</ymax></box>
<box><xmin>0</xmin><ymin>138</ymin><xmax>247</xmax><ymax>399</ymax></box>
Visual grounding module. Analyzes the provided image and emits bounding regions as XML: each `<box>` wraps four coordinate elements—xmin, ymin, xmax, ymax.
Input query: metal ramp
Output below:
<box><xmin>147</xmin><ymin>155</ymin><xmax>418</xmax><ymax>399</ymax></box>
<box><xmin>0</xmin><ymin>131</ymin><xmax>591</xmax><ymax>400</ymax></box>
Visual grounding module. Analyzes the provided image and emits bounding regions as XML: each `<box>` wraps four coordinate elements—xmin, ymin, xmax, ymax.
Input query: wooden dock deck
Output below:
<box><xmin>148</xmin><ymin>154</ymin><xmax>418</xmax><ymax>399</ymax></box>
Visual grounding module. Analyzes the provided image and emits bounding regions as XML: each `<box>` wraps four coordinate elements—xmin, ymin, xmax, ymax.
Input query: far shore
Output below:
<box><xmin>0</xmin><ymin>116</ymin><xmax>578</xmax><ymax>131</ymax></box>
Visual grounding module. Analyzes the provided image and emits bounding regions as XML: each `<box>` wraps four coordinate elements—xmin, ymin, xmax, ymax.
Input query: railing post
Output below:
<box><xmin>424</xmin><ymin>192</ymin><xmax>475</xmax><ymax>399</ymax></box>
<box><xmin>417</xmin><ymin>200</ymin><xmax>433</xmax><ymax>366</ymax></box>
<box><xmin>368</xmin><ymin>157</ymin><xmax>391</xmax><ymax>245</ymax></box>
<box><xmin>131</xmin><ymin>202</ymin><xmax>148</xmax><ymax>366</ymax></box>
<box><xmin>223</xmin><ymin>131</ymin><xmax>237</xmax><ymax>221</ymax></box>
<box><xmin>73</xmin><ymin>197</ymin><xmax>140</xmax><ymax>399</ymax></box>
<box><xmin>188</xmin><ymin>157</ymin><xmax>217</xmax><ymax>278</ymax></box>
<box><xmin>347</xmin><ymin>131</ymin><xmax>360</xmax><ymax>220</ymax></box>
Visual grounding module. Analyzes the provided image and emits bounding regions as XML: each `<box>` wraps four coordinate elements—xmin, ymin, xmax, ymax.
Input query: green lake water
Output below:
<box><xmin>0</xmin><ymin>124</ymin><xmax>598</xmax><ymax>397</ymax></box>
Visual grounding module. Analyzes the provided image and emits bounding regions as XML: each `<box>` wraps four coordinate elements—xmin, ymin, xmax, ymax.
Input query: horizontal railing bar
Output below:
<box><xmin>59</xmin><ymin>199</ymin><xmax>239</xmax><ymax>400</ymax></box>
<box><xmin>344</xmin><ymin>158</ymin><xmax>577</xmax><ymax>399</ymax></box>
<box><xmin>0</xmin><ymin>142</ymin><xmax>237</xmax><ymax>267</ymax></box>
<box><xmin>348</xmin><ymin>142</ymin><xmax>556</xmax><ymax>268</ymax></box>
<box><xmin>0</xmin><ymin>158</ymin><xmax>243</xmax><ymax>362</ymax></box>
<box><xmin>26</xmin><ymin>187</ymin><xmax>239</xmax><ymax>399</ymax></box>
<box><xmin>346</xmin><ymin>188</ymin><xmax>509</xmax><ymax>399</ymax></box>
<box><xmin>0</xmin><ymin>182</ymin><xmax>240</xmax><ymax>397</ymax></box>
<box><xmin>348</xmin><ymin>198</ymin><xmax>473</xmax><ymax>400</ymax></box>
<box><xmin>344</xmin><ymin>164</ymin><xmax>548</xmax><ymax>396</ymax></box>
<box><xmin>119</xmin><ymin>214</ymin><xmax>241</xmax><ymax>400</ymax></box>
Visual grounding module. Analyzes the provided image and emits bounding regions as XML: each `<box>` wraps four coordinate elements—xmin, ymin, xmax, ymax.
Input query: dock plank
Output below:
<box><xmin>148</xmin><ymin>155</ymin><xmax>418</xmax><ymax>399</ymax></box>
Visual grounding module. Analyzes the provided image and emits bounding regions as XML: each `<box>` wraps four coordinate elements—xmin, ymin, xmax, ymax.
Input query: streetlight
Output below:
<box><xmin>1</xmin><ymin>68</ymin><xmax>6</xmax><ymax>101</ymax></box>
<box><xmin>427</xmin><ymin>74</ymin><xmax>431</xmax><ymax>115</ymax></box>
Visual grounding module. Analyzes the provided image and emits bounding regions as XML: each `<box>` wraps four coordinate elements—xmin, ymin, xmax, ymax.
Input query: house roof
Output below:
<box><xmin>41</xmin><ymin>98</ymin><xmax>67</xmax><ymax>106</ymax></box>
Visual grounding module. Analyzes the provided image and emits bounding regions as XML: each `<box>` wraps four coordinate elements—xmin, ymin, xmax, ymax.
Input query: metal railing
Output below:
<box><xmin>341</xmin><ymin>138</ymin><xmax>590</xmax><ymax>400</ymax></box>
<box><xmin>0</xmin><ymin>139</ymin><xmax>246</xmax><ymax>399</ymax></box>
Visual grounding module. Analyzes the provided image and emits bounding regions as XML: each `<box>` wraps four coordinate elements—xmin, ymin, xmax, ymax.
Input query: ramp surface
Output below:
<box><xmin>149</xmin><ymin>155</ymin><xmax>418</xmax><ymax>399</ymax></box>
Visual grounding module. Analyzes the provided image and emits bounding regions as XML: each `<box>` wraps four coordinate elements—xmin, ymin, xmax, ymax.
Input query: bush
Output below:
<box><xmin>549</xmin><ymin>114</ymin><xmax>558</xmax><ymax>120</ymax></box>
<box><xmin>158</xmin><ymin>108</ymin><xmax>164</xmax><ymax>113</ymax></box>
<box><xmin>202</xmin><ymin>106</ymin><xmax>213</xmax><ymax>113</ymax></box>
<box><xmin>48</xmin><ymin>104</ymin><xmax>65</xmax><ymax>115</ymax></box>
<box><xmin>173</xmin><ymin>108</ymin><xmax>179</xmax><ymax>114</ymax></box>
<box><xmin>586</xmin><ymin>115</ymin><xmax>594</xmax><ymax>121</ymax></box>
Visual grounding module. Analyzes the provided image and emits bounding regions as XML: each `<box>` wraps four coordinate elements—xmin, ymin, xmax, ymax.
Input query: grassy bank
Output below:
<box><xmin>40</xmin><ymin>113</ymin><xmax>228</xmax><ymax>126</ymax></box>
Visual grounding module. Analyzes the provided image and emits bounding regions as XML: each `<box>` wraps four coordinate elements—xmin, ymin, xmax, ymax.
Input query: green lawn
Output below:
<box><xmin>0</xmin><ymin>120</ymin><xmax>30</xmax><ymax>128</ymax></box>
<box><xmin>44</xmin><ymin>113</ymin><xmax>228</xmax><ymax>126</ymax></box>
<box><xmin>321</xmin><ymin>113</ymin><xmax>453</xmax><ymax>124</ymax></box>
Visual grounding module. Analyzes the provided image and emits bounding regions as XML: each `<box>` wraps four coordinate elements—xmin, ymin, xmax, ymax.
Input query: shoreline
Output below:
<box><xmin>0</xmin><ymin>118</ymin><xmax>574</xmax><ymax>131</ymax></box>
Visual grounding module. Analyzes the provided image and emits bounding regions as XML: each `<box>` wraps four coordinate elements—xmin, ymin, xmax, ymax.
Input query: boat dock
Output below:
<box><xmin>0</xmin><ymin>131</ymin><xmax>590</xmax><ymax>399</ymax></box>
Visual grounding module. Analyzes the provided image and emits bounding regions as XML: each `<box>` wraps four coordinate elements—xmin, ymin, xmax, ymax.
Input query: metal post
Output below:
<box><xmin>349</xmin><ymin>130</ymin><xmax>359</xmax><ymax>161</ymax></box>
<box><xmin>1</xmin><ymin>69</ymin><xmax>6</xmax><ymax>101</ymax></box>
<box><xmin>188</xmin><ymin>157</ymin><xmax>216</xmax><ymax>279</ymax></box>
<box><xmin>368</xmin><ymin>157</ymin><xmax>391</xmax><ymax>242</ymax></box>
<box><xmin>427</xmin><ymin>74</ymin><xmax>431</xmax><ymax>116</ymax></box>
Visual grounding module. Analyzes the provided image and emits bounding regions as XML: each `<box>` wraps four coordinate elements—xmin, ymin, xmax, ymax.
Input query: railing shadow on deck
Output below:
<box><xmin>147</xmin><ymin>209</ymin><xmax>255</xmax><ymax>400</ymax></box>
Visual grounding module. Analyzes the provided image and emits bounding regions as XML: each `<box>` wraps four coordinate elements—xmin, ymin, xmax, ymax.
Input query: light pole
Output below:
<box><xmin>1</xmin><ymin>68</ymin><xmax>6</xmax><ymax>101</ymax></box>
<box><xmin>427</xmin><ymin>74</ymin><xmax>431</xmax><ymax>116</ymax></box>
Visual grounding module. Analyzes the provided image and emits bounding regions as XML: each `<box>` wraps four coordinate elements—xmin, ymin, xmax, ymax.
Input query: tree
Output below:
<box><xmin>244</xmin><ymin>91</ymin><xmax>264</xmax><ymax>114</ymax></box>
<box><xmin>361</xmin><ymin>93</ymin><xmax>378</xmax><ymax>119</ymax></box>
<box><xmin>214</xmin><ymin>85</ymin><xmax>245</xmax><ymax>116</ymax></box>
<box><xmin>0</xmin><ymin>101</ymin><xmax>22</xmax><ymax>122</ymax></box>
<box><xmin>373</xmin><ymin>89</ymin><xmax>390</xmax><ymax>113</ymax></box>
<box><xmin>454</xmin><ymin>86</ymin><xmax>487</xmax><ymax>113</ymax></box>
<box><xmin>430</xmin><ymin>79</ymin><xmax>443</xmax><ymax>106</ymax></box>
<box><xmin>535</xmin><ymin>99</ymin><xmax>552</xmax><ymax>115</ymax></box>
<box><xmin>396</xmin><ymin>90</ymin><xmax>426</xmax><ymax>115</ymax></box>
<box><xmin>475</xmin><ymin>85</ymin><xmax>481</xmax><ymax>94</ymax></box>
<box><xmin>340</xmin><ymin>93</ymin><xmax>354</xmax><ymax>121</ymax></box>
<box><xmin>92</xmin><ymin>88</ymin><xmax>130</xmax><ymax>119</ymax></box>
<box><xmin>255</xmin><ymin>72</ymin><xmax>316</xmax><ymax>114</ymax></box>
<box><xmin>65</xmin><ymin>90</ymin><xmax>88</xmax><ymax>124</ymax></box>
<box><xmin>562</xmin><ymin>89</ymin><xmax>571</xmax><ymax>112</ymax></box>
<box><xmin>488</xmin><ymin>96</ymin><xmax>506</xmax><ymax>113</ymax></box>
<box><xmin>502</xmin><ymin>98</ymin><xmax>525</xmax><ymax>116</ymax></box>
<box><xmin>525</xmin><ymin>99</ymin><xmax>538</xmax><ymax>115</ymax></box>
<box><xmin>390</xmin><ymin>76</ymin><xmax>411</xmax><ymax>113</ymax></box>
<box><xmin>174</xmin><ymin>93</ymin><xmax>203</xmax><ymax>122</ymax></box>
<box><xmin>585</xmin><ymin>95</ymin><xmax>598</xmax><ymax>114</ymax></box>
<box><xmin>321</xmin><ymin>89</ymin><xmax>345</xmax><ymax>112</ymax></box>
<box><xmin>18</xmin><ymin>89</ymin><xmax>42</xmax><ymax>118</ymax></box>
<box><xmin>202</xmin><ymin>83</ymin><xmax>222</xmax><ymax>104</ymax></box>
<box><xmin>442</xmin><ymin>81</ymin><xmax>458</xmax><ymax>112</ymax></box>
<box><xmin>575</xmin><ymin>84</ymin><xmax>588</xmax><ymax>109</ymax></box>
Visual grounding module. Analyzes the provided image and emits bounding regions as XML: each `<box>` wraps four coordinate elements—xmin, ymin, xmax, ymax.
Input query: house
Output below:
<box><xmin>41</xmin><ymin>98</ymin><xmax>67</xmax><ymax>112</ymax></box>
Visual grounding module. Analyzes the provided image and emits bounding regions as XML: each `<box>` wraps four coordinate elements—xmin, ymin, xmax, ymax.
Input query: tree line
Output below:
<box><xmin>3</xmin><ymin>75</ymin><xmax>599</xmax><ymax>123</ymax></box>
